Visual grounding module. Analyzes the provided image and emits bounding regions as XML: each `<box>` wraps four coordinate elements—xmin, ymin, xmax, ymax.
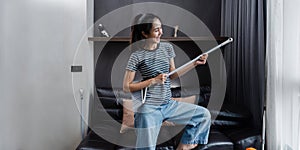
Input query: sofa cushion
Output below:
<box><xmin>220</xmin><ymin>128</ymin><xmax>262</xmax><ymax>150</ymax></box>
<box><xmin>97</xmin><ymin>88</ymin><xmax>131</xmax><ymax>99</ymax></box>
<box><xmin>196</xmin><ymin>128</ymin><xmax>234</xmax><ymax>150</ymax></box>
<box><xmin>120</xmin><ymin>99</ymin><xmax>135</xmax><ymax>133</ymax></box>
<box><xmin>116</xmin><ymin>126</ymin><xmax>177</xmax><ymax>150</ymax></box>
<box><xmin>210</xmin><ymin>103</ymin><xmax>252</xmax><ymax>129</ymax></box>
<box><xmin>76</xmin><ymin>131</ymin><xmax>115</xmax><ymax>150</ymax></box>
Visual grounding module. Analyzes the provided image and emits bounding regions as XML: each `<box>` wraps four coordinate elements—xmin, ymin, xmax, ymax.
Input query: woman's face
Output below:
<box><xmin>144</xmin><ymin>18</ymin><xmax>163</xmax><ymax>44</ymax></box>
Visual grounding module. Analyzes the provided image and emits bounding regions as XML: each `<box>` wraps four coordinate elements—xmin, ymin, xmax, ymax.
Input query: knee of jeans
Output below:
<box><xmin>204</xmin><ymin>109</ymin><xmax>211</xmax><ymax>124</ymax></box>
<box><xmin>197</xmin><ymin>107</ymin><xmax>211</xmax><ymax>122</ymax></box>
<box><xmin>204</xmin><ymin>108</ymin><xmax>211</xmax><ymax>119</ymax></box>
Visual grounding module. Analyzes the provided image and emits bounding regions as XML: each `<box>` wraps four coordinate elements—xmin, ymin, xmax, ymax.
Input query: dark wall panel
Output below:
<box><xmin>94</xmin><ymin>0</ymin><xmax>221</xmax><ymax>36</ymax></box>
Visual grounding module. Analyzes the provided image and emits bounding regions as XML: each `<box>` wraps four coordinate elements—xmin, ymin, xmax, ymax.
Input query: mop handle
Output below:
<box><xmin>168</xmin><ymin>38</ymin><xmax>233</xmax><ymax>77</ymax></box>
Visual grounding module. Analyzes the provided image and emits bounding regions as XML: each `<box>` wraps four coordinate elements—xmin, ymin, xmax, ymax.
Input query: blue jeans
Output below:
<box><xmin>134</xmin><ymin>100</ymin><xmax>211</xmax><ymax>150</ymax></box>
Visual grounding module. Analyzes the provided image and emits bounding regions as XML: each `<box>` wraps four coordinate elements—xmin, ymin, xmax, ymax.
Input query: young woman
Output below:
<box><xmin>123</xmin><ymin>13</ymin><xmax>211</xmax><ymax>150</ymax></box>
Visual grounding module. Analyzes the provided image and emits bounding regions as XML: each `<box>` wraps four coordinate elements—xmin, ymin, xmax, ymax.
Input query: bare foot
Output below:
<box><xmin>176</xmin><ymin>143</ymin><xmax>198</xmax><ymax>150</ymax></box>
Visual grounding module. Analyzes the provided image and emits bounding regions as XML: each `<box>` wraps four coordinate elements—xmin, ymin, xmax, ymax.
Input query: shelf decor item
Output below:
<box><xmin>98</xmin><ymin>23</ymin><xmax>110</xmax><ymax>37</ymax></box>
<box><xmin>173</xmin><ymin>25</ymin><xmax>179</xmax><ymax>37</ymax></box>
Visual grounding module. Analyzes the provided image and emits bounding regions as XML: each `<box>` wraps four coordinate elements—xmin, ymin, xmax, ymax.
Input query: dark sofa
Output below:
<box><xmin>76</xmin><ymin>38</ymin><xmax>262</xmax><ymax>149</ymax></box>
<box><xmin>76</xmin><ymin>86</ymin><xmax>261</xmax><ymax>150</ymax></box>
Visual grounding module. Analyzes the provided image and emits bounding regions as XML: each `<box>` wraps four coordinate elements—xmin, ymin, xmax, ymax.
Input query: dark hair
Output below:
<box><xmin>130</xmin><ymin>13</ymin><xmax>161</xmax><ymax>44</ymax></box>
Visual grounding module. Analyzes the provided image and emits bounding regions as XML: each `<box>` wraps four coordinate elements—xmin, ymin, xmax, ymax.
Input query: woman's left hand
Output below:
<box><xmin>195</xmin><ymin>54</ymin><xmax>208</xmax><ymax>65</ymax></box>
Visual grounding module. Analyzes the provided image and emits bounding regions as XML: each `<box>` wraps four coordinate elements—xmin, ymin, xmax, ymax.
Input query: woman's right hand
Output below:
<box><xmin>152</xmin><ymin>73</ymin><xmax>168</xmax><ymax>85</ymax></box>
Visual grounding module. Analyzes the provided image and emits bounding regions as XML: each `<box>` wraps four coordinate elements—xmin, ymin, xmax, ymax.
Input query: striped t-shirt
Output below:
<box><xmin>126</xmin><ymin>42</ymin><xmax>176</xmax><ymax>105</ymax></box>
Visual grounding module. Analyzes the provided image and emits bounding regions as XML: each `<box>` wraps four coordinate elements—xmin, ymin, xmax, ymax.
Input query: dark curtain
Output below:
<box><xmin>221</xmin><ymin>0</ymin><xmax>265</xmax><ymax>128</ymax></box>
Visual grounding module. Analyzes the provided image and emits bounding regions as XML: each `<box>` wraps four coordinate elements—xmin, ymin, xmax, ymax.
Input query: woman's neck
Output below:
<box><xmin>144</xmin><ymin>43</ymin><xmax>158</xmax><ymax>50</ymax></box>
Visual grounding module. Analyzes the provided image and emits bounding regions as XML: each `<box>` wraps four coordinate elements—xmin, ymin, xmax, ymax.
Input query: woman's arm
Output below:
<box><xmin>169</xmin><ymin>54</ymin><xmax>208</xmax><ymax>80</ymax></box>
<box><xmin>123</xmin><ymin>70</ymin><xmax>167</xmax><ymax>92</ymax></box>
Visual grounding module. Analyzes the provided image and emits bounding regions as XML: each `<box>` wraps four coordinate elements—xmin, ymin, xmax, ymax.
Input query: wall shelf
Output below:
<box><xmin>88</xmin><ymin>36</ymin><xmax>228</xmax><ymax>42</ymax></box>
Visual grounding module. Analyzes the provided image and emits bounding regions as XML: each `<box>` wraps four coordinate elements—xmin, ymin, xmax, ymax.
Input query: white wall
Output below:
<box><xmin>0</xmin><ymin>0</ymin><xmax>93</xmax><ymax>149</ymax></box>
